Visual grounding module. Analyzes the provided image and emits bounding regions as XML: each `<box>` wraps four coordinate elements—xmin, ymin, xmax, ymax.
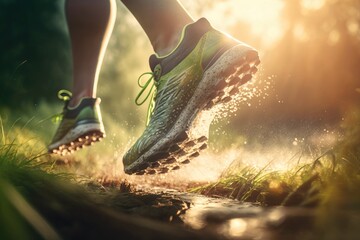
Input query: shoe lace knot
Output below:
<box><xmin>57</xmin><ymin>89</ymin><xmax>72</xmax><ymax>101</ymax></box>
<box><xmin>135</xmin><ymin>65</ymin><xmax>162</xmax><ymax>125</ymax></box>
<box><xmin>52</xmin><ymin>89</ymin><xmax>72</xmax><ymax>123</ymax></box>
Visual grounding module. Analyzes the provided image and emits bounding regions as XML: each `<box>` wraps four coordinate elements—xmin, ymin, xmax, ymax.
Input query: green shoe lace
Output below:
<box><xmin>52</xmin><ymin>89</ymin><xmax>72</xmax><ymax>123</ymax></box>
<box><xmin>135</xmin><ymin>72</ymin><xmax>158</xmax><ymax>126</ymax></box>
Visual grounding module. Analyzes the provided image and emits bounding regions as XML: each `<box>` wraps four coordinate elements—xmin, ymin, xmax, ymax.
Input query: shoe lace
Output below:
<box><xmin>135</xmin><ymin>72</ymin><xmax>159</xmax><ymax>125</ymax></box>
<box><xmin>52</xmin><ymin>89</ymin><xmax>72</xmax><ymax>123</ymax></box>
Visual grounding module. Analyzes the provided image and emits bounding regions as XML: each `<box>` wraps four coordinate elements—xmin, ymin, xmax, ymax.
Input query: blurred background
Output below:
<box><xmin>1</xmin><ymin>0</ymin><xmax>359</xmax><ymax>180</ymax></box>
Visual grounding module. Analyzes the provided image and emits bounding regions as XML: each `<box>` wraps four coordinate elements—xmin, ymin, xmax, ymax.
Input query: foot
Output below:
<box><xmin>123</xmin><ymin>18</ymin><xmax>260</xmax><ymax>175</ymax></box>
<box><xmin>48</xmin><ymin>90</ymin><xmax>105</xmax><ymax>155</ymax></box>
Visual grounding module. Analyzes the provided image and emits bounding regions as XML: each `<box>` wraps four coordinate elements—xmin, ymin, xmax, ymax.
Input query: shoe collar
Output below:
<box><xmin>148</xmin><ymin>18</ymin><xmax>213</xmax><ymax>75</ymax></box>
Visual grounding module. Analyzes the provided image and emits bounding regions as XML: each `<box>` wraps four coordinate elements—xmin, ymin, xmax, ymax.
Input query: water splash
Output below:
<box><xmin>213</xmin><ymin>71</ymin><xmax>274</xmax><ymax>123</ymax></box>
<box><xmin>56</xmin><ymin>71</ymin><xmax>341</xmax><ymax>189</ymax></box>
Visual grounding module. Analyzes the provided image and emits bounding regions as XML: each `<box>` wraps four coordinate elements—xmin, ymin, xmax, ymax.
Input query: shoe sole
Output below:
<box><xmin>48</xmin><ymin>123</ymin><xmax>105</xmax><ymax>155</ymax></box>
<box><xmin>125</xmin><ymin>44</ymin><xmax>260</xmax><ymax>175</ymax></box>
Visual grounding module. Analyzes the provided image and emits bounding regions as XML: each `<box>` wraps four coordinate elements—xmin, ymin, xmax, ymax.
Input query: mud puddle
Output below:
<box><xmin>133</xmin><ymin>186</ymin><xmax>317</xmax><ymax>240</ymax></box>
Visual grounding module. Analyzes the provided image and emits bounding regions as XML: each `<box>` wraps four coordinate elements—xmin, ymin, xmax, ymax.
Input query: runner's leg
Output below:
<box><xmin>66</xmin><ymin>0</ymin><xmax>116</xmax><ymax>107</ymax></box>
<box><xmin>121</xmin><ymin>0</ymin><xmax>193</xmax><ymax>56</ymax></box>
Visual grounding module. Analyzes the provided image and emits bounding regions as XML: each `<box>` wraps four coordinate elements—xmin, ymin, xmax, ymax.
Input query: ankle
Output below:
<box><xmin>153</xmin><ymin>34</ymin><xmax>180</xmax><ymax>56</ymax></box>
<box><xmin>153</xmin><ymin>24</ymin><xmax>189</xmax><ymax>56</ymax></box>
<box><xmin>68</xmin><ymin>91</ymin><xmax>94</xmax><ymax>108</ymax></box>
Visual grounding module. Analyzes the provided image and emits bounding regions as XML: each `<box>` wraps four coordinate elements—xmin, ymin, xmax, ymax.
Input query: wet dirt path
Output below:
<box><xmin>138</xmin><ymin>187</ymin><xmax>317</xmax><ymax>240</ymax></box>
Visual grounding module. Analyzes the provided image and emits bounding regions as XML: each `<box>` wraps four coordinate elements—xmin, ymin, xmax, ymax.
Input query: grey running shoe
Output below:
<box><xmin>48</xmin><ymin>90</ymin><xmax>105</xmax><ymax>155</ymax></box>
<box><xmin>123</xmin><ymin>18</ymin><xmax>260</xmax><ymax>175</ymax></box>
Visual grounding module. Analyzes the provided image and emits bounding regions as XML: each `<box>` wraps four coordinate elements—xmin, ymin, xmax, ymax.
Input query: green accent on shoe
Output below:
<box><xmin>124</xmin><ymin>18</ymin><xmax>260</xmax><ymax>175</ymax></box>
<box><xmin>48</xmin><ymin>90</ymin><xmax>105</xmax><ymax>155</ymax></box>
<box><xmin>52</xmin><ymin>90</ymin><xmax>73</xmax><ymax>123</ymax></box>
<box><xmin>135</xmin><ymin>72</ymin><xmax>157</xmax><ymax>126</ymax></box>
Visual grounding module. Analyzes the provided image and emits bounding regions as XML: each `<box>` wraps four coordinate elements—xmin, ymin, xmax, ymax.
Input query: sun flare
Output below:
<box><xmin>185</xmin><ymin>0</ymin><xmax>285</xmax><ymax>47</ymax></box>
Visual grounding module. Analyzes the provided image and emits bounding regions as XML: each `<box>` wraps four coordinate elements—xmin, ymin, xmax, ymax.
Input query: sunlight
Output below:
<box><xmin>197</xmin><ymin>0</ymin><xmax>285</xmax><ymax>46</ymax></box>
<box><xmin>347</xmin><ymin>21</ymin><xmax>359</xmax><ymax>36</ymax></box>
<box><xmin>328</xmin><ymin>30</ymin><xmax>340</xmax><ymax>45</ymax></box>
<box><xmin>301</xmin><ymin>0</ymin><xmax>325</xmax><ymax>10</ymax></box>
<box><xmin>293</xmin><ymin>23</ymin><xmax>309</xmax><ymax>42</ymax></box>
<box><xmin>165</xmin><ymin>149</ymin><xmax>240</xmax><ymax>182</ymax></box>
<box><xmin>225</xmin><ymin>218</ymin><xmax>248</xmax><ymax>237</ymax></box>
<box><xmin>217</xmin><ymin>142</ymin><xmax>315</xmax><ymax>176</ymax></box>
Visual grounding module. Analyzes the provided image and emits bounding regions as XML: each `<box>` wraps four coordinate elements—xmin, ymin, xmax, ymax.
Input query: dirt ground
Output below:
<box><xmin>64</xmin><ymin>183</ymin><xmax>319</xmax><ymax>240</ymax></box>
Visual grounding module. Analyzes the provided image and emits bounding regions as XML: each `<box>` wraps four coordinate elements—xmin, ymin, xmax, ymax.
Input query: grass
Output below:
<box><xmin>0</xmin><ymin>136</ymin><xmax>66</xmax><ymax>239</ymax></box>
<box><xmin>1</xmin><ymin>102</ymin><xmax>360</xmax><ymax>239</ymax></box>
<box><xmin>190</xmin><ymin>160</ymin><xmax>323</xmax><ymax>206</ymax></box>
<box><xmin>193</xmin><ymin>109</ymin><xmax>360</xmax><ymax>205</ymax></box>
<box><xmin>315</xmin><ymin>108</ymin><xmax>360</xmax><ymax>239</ymax></box>
<box><xmin>190</xmin><ymin>107</ymin><xmax>360</xmax><ymax>239</ymax></box>
<box><xmin>0</xmin><ymin>116</ymin><xmax>207</xmax><ymax>240</ymax></box>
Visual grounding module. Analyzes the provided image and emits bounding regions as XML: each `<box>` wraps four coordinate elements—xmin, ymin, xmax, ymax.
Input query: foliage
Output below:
<box><xmin>190</xmin><ymin>161</ymin><xmax>322</xmax><ymax>207</ymax></box>
<box><xmin>0</xmin><ymin>117</ymin><xmax>193</xmax><ymax>239</ymax></box>
<box><xmin>223</xmin><ymin>0</ymin><xmax>360</xmax><ymax>129</ymax></box>
<box><xmin>0</xmin><ymin>0</ymin><xmax>71</xmax><ymax>107</ymax></box>
<box><xmin>192</xmin><ymin>107</ymin><xmax>360</xmax><ymax>207</ymax></box>
<box><xmin>315</xmin><ymin>107</ymin><xmax>360</xmax><ymax>239</ymax></box>
<box><xmin>0</xmin><ymin>125</ymin><xmax>66</xmax><ymax>239</ymax></box>
<box><xmin>191</xmin><ymin>105</ymin><xmax>360</xmax><ymax>239</ymax></box>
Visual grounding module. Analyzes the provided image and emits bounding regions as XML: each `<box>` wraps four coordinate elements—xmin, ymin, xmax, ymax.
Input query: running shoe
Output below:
<box><xmin>123</xmin><ymin>18</ymin><xmax>260</xmax><ymax>175</ymax></box>
<box><xmin>48</xmin><ymin>90</ymin><xmax>105</xmax><ymax>155</ymax></box>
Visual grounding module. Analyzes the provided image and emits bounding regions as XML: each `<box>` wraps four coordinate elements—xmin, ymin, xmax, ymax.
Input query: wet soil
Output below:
<box><xmin>44</xmin><ymin>162</ymin><xmax>336</xmax><ymax>239</ymax></box>
<box><xmin>5</xmin><ymin>167</ymin><xmax>355</xmax><ymax>240</ymax></box>
<box><xmin>142</xmin><ymin>187</ymin><xmax>318</xmax><ymax>240</ymax></box>
<box><xmin>87</xmin><ymin>184</ymin><xmax>319</xmax><ymax>240</ymax></box>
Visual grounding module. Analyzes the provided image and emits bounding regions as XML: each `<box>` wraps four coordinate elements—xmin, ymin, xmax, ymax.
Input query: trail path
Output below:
<box><xmin>124</xmin><ymin>186</ymin><xmax>316</xmax><ymax>240</ymax></box>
